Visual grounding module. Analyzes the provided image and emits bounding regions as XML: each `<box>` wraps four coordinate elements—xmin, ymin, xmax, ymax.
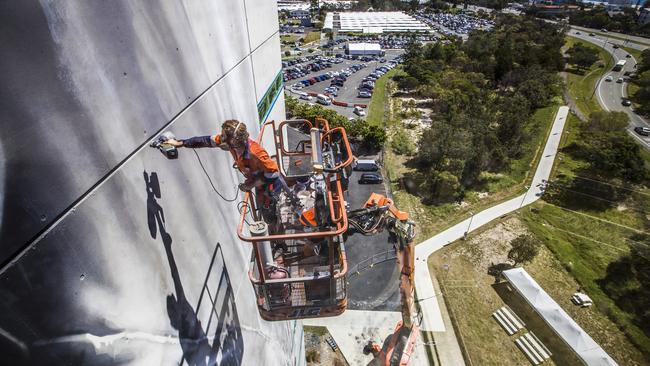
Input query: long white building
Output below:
<box><xmin>324</xmin><ymin>11</ymin><xmax>432</xmax><ymax>33</ymax></box>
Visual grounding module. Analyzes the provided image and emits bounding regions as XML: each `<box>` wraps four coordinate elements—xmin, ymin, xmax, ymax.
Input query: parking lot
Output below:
<box><xmin>415</xmin><ymin>11</ymin><xmax>494</xmax><ymax>39</ymax></box>
<box><xmin>284</xmin><ymin>49</ymin><xmax>404</xmax><ymax>119</ymax></box>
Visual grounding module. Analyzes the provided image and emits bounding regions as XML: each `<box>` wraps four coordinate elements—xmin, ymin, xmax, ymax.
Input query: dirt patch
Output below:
<box><xmin>304</xmin><ymin>326</ymin><xmax>349</xmax><ymax>366</ymax></box>
<box><xmin>456</xmin><ymin>217</ymin><xmax>528</xmax><ymax>275</ymax></box>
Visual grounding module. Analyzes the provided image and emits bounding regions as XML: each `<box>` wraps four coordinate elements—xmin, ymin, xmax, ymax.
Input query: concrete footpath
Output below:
<box><xmin>414</xmin><ymin>106</ymin><xmax>570</xmax><ymax>364</ymax></box>
<box><xmin>303</xmin><ymin>310</ymin><xmax>428</xmax><ymax>365</ymax></box>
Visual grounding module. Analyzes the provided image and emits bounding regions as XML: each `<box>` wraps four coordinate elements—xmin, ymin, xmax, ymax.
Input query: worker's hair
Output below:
<box><xmin>221</xmin><ymin>119</ymin><xmax>249</xmax><ymax>148</ymax></box>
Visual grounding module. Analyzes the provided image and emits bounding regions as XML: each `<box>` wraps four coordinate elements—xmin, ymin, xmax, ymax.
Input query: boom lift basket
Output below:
<box><xmin>238</xmin><ymin>118</ymin><xmax>353</xmax><ymax>321</ymax></box>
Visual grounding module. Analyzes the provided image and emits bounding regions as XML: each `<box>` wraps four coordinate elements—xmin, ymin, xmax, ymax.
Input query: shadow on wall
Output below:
<box><xmin>145</xmin><ymin>171</ymin><xmax>244</xmax><ymax>365</ymax></box>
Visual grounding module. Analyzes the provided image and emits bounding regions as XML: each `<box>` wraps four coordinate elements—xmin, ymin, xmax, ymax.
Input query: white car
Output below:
<box><xmin>353</xmin><ymin>106</ymin><xmax>366</xmax><ymax>116</ymax></box>
<box><xmin>605</xmin><ymin>75</ymin><xmax>613</xmax><ymax>82</ymax></box>
<box><xmin>299</xmin><ymin>92</ymin><xmax>313</xmax><ymax>101</ymax></box>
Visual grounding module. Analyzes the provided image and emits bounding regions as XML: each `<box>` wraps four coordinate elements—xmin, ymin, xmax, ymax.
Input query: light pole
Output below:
<box><xmin>520</xmin><ymin>185</ymin><xmax>530</xmax><ymax>208</ymax></box>
<box><xmin>464</xmin><ymin>211</ymin><xmax>474</xmax><ymax>240</ymax></box>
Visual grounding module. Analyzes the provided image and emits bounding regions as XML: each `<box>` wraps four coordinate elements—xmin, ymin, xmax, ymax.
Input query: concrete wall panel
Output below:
<box><xmin>0</xmin><ymin>0</ymin><xmax>251</xmax><ymax>262</ymax></box>
<box><xmin>243</xmin><ymin>0</ymin><xmax>279</xmax><ymax>51</ymax></box>
<box><xmin>251</xmin><ymin>34</ymin><xmax>283</xmax><ymax>102</ymax></box>
<box><xmin>0</xmin><ymin>1</ymin><xmax>301</xmax><ymax>365</ymax></box>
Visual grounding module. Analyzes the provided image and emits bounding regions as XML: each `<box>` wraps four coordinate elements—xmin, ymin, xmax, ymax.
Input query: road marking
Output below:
<box><xmin>597</xmin><ymin>74</ymin><xmax>610</xmax><ymax>112</ymax></box>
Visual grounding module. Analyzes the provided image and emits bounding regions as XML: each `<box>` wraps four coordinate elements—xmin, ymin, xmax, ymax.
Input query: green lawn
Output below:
<box><xmin>519</xmin><ymin>112</ymin><xmax>650</xmax><ymax>358</ymax></box>
<box><xmin>367</xmin><ymin>67</ymin><xmax>403</xmax><ymax>126</ymax></box>
<box><xmin>302</xmin><ymin>31</ymin><xmax>321</xmax><ymax>44</ymax></box>
<box><xmin>522</xmin><ymin>202</ymin><xmax>650</xmax><ymax>359</ymax></box>
<box><xmin>620</xmin><ymin>46</ymin><xmax>642</xmax><ymax>61</ymax></box>
<box><xmin>281</xmin><ymin>34</ymin><xmax>299</xmax><ymax>44</ymax></box>
<box><xmin>564</xmin><ymin>36</ymin><xmax>615</xmax><ymax>116</ymax></box>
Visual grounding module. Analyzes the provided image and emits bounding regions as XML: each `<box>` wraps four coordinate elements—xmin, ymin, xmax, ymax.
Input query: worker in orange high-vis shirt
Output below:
<box><xmin>164</xmin><ymin>120</ymin><xmax>292</xmax><ymax>201</ymax></box>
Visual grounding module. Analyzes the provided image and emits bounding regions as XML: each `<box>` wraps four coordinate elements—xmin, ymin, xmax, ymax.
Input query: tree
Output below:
<box><xmin>638</xmin><ymin>49</ymin><xmax>650</xmax><ymax>74</ymax></box>
<box><xmin>284</xmin><ymin>50</ymin><xmax>291</xmax><ymax>57</ymax></box>
<box><xmin>508</xmin><ymin>235</ymin><xmax>540</xmax><ymax>266</ymax></box>
<box><xmin>566</xmin><ymin>42</ymin><xmax>599</xmax><ymax>70</ymax></box>
<box><xmin>391</xmin><ymin>129</ymin><xmax>416</xmax><ymax>155</ymax></box>
<box><xmin>586</xmin><ymin>111</ymin><xmax>629</xmax><ymax>133</ymax></box>
<box><xmin>633</xmin><ymin>70</ymin><xmax>650</xmax><ymax>115</ymax></box>
<box><xmin>397</xmin><ymin>76</ymin><xmax>420</xmax><ymax>91</ymax></box>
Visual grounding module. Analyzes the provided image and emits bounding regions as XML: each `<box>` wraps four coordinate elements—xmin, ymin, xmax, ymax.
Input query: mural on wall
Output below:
<box><xmin>257</xmin><ymin>71</ymin><xmax>284</xmax><ymax>124</ymax></box>
<box><xmin>145</xmin><ymin>171</ymin><xmax>244</xmax><ymax>365</ymax></box>
<box><xmin>0</xmin><ymin>1</ymin><xmax>302</xmax><ymax>365</ymax></box>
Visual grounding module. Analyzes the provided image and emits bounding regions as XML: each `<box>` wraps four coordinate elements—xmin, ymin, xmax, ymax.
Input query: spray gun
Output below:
<box><xmin>150</xmin><ymin>131</ymin><xmax>179</xmax><ymax>159</ymax></box>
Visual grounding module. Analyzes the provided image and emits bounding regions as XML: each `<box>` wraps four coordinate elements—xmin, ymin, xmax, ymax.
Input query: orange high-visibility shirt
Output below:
<box><xmin>213</xmin><ymin>135</ymin><xmax>278</xmax><ymax>179</ymax></box>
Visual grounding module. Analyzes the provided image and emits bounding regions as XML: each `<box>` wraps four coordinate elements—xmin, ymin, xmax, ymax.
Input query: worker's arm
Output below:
<box><xmin>164</xmin><ymin>135</ymin><xmax>221</xmax><ymax>148</ymax></box>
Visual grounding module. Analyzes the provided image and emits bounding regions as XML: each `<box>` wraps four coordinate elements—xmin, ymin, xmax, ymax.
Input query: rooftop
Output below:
<box><xmin>324</xmin><ymin>11</ymin><xmax>432</xmax><ymax>33</ymax></box>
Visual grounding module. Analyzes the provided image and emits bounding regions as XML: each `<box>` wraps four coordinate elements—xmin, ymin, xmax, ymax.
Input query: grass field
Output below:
<box><xmin>280</xmin><ymin>34</ymin><xmax>299</xmax><ymax>44</ymax></box>
<box><xmin>621</xmin><ymin>46</ymin><xmax>643</xmax><ymax>105</ymax></box>
<box><xmin>431</xmin><ymin>213</ymin><xmax>647</xmax><ymax>365</ymax></box>
<box><xmin>366</xmin><ymin>68</ymin><xmax>403</xmax><ymax>126</ymax></box>
<box><xmin>302</xmin><ymin>31</ymin><xmax>321</xmax><ymax>44</ymax></box>
<box><xmin>514</xmin><ymin>111</ymin><xmax>650</xmax><ymax>359</ymax></box>
<box><xmin>564</xmin><ymin>36</ymin><xmax>615</xmax><ymax>116</ymax></box>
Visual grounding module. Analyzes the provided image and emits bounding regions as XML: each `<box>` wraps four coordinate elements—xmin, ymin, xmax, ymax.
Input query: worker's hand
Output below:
<box><xmin>164</xmin><ymin>138</ymin><xmax>183</xmax><ymax>147</ymax></box>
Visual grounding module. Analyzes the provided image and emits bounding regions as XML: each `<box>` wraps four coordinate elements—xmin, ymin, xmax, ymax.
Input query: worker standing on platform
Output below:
<box><xmin>164</xmin><ymin>120</ymin><xmax>291</xmax><ymax>202</ymax></box>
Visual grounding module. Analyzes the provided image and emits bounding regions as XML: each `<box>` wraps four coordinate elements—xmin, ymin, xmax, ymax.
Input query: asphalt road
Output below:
<box><xmin>568</xmin><ymin>30</ymin><xmax>650</xmax><ymax>149</ymax></box>
<box><xmin>344</xmin><ymin>159</ymin><xmax>400</xmax><ymax>311</ymax></box>
<box><xmin>570</xmin><ymin>25</ymin><xmax>650</xmax><ymax>50</ymax></box>
<box><xmin>284</xmin><ymin>50</ymin><xmax>404</xmax><ymax>119</ymax></box>
<box><xmin>282</xmin><ymin>124</ymin><xmax>399</xmax><ymax>310</ymax></box>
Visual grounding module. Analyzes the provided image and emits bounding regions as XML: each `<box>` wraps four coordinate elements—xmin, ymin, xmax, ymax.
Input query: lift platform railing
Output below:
<box><xmin>248</xmin><ymin>239</ymin><xmax>348</xmax><ymax>321</ymax></box>
<box><xmin>236</xmin><ymin>118</ymin><xmax>353</xmax><ymax>320</ymax></box>
<box><xmin>237</xmin><ymin>118</ymin><xmax>352</xmax><ymax>243</ymax></box>
<box><xmin>236</xmin><ymin>177</ymin><xmax>348</xmax><ymax>242</ymax></box>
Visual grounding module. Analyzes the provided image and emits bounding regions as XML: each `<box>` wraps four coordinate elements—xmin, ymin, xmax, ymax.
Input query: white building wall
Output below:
<box><xmin>0</xmin><ymin>1</ymin><xmax>303</xmax><ymax>365</ymax></box>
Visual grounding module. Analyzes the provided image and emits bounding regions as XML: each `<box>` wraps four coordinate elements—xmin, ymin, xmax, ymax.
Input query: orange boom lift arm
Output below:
<box><xmin>347</xmin><ymin>193</ymin><xmax>419</xmax><ymax>366</ymax></box>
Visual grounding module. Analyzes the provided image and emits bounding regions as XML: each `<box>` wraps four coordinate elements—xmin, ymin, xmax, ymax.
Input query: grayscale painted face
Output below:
<box><xmin>0</xmin><ymin>1</ymin><xmax>302</xmax><ymax>365</ymax></box>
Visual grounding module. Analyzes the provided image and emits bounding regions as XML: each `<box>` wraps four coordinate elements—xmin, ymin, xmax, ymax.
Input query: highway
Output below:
<box><xmin>567</xmin><ymin>29</ymin><xmax>650</xmax><ymax>149</ymax></box>
<box><xmin>570</xmin><ymin>25</ymin><xmax>650</xmax><ymax>49</ymax></box>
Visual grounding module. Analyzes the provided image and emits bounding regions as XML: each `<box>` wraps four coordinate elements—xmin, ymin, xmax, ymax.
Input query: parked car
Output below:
<box><xmin>353</xmin><ymin>106</ymin><xmax>366</xmax><ymax>116</ymax></box>
<box><xmin>570</xmin><ymin>293</ymin><xmax>593</xmax><ymax>308</ymax></box>
<box><xmin>353</xmin><ymin>159</ymin><xmax>379</xmax><ymax>171</ymax></box>
<box><xmin>358</xmin><ymin>90</ymin><xmax>372</xmax><ymax>98</ymax></box>
<box><xmin>317</xmin><ymin>94</ymin><xmax>332</xmax><ymax>106</ymax></box>
<box><xmin>358</xmin><ymin>172</ymin><xmax>383</xmax><ymax>184</ymax></box>
<box><xmin>299</xmin><ymin>92</ymin><xmax>313</xmax><ymax>101</ymax></box>
<box><xmin>634</xmin><ymin>126</ymin><xmax>650</xmax><ymax>136</ymax></box>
